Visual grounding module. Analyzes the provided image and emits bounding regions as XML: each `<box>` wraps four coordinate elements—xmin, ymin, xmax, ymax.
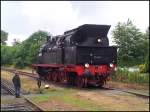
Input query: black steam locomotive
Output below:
<box><xmin>32</xmin><ymin>24</ymin><xmax>117</xmax><ymax>87</ymax></box>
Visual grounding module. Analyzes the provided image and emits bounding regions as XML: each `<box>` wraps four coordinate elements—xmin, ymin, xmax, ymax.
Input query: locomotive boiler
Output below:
<box><xmin>32</xmin><ymin>24</ymin><xmax>117</xmax><ymax>87</ymax></box>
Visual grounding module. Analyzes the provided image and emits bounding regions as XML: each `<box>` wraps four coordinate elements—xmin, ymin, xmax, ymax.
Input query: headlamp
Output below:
<box><xmin>97</xmin><ymin>38</ymin><xmax>101</xmax><ymax>43</ymax></box>
<box><xmin>114</xmin><ymin>67</ymin><xmax>117</xmax><ymax>71</ymax></box>
<box><xmin>39</xmin><ymin>53</ymin><xmax>42</xmax><ymax>56</ymax></box>
<box><xmin>110</xmin><ymin>63</ymin><xmax>114</xmax><ymax>68</ymax></box>
<box><xmin>85</xmin><ymin>63</ymin><xmax>89</xmax><ymax>68</ymax></box>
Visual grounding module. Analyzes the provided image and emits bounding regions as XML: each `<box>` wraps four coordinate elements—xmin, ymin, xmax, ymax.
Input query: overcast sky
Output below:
<box><xmin>1</xmin><ymin>1</ymin><xmax>149</xmax><ymax>46</ymax></box>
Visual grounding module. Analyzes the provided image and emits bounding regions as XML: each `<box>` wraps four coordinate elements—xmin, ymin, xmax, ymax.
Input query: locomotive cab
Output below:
<box><xmin>71</xmin><ymin>24</ymin><xmax>110</xmax><ymax>47</ymax></box>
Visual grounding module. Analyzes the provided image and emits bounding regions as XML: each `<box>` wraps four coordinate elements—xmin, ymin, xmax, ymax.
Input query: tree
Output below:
<box><xmin>1</xmin><ymin>30</ymin><xmax>49</xmax><ymax>68</ymax></box>
<box><xmin>14</xmin><ymin>30</ymin><xmax>48</xmax><ymax>68</ymax></box>
<box><xmin>1</xmin><ymin>45</ymin><xmax>14</xmax><ymax>65</ymax></box>
<box><xmin>1</xmin><ymin>30</ymin><xmax>8</xmax><ymax>45</ymax></box>
<box><xmin>112</xmin><ymin>19</ymin><xmax>148</xmax><ymax>66</ymax></box>
<box><xmin>144</xmin><ymin>27</ymin><xmax>149</xmax><ymax>73</ymax></box>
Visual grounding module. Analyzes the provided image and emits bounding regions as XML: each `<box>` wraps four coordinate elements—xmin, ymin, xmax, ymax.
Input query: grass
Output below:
<box><xmin>30</xmin><ymin>89</ymin><xmax>104</xmax><ymax>111</ymax></box>
<box><xmin>59</xmin><ymin>94</ymin><xmax>103</xmax><ymax>111</ymax></box>
<box><xmin>111</xmin><ymin>68</ymin><xmax>149</xmax><ymax>84</ymax></box>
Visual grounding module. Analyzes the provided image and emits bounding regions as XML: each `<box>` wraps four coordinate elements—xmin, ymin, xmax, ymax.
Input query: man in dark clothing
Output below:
<box><xmin>37</xmin><ymin>77</ymin><xmax>42</xmax><ymax>93</ymax></box>
<box><xmin>12</xmin><ymin>71</ymin><xmax>21</xmax><ymax>98</ymax></box>
<box><xmin>37</xmin><ymin>78</ymin><xmax>41</xmax><ymax>89</ymax></box>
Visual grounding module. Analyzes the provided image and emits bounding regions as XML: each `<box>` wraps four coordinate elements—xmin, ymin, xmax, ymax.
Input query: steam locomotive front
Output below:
<box><xmin>64</xmin><ymin>24</ymin><xmax>117</xmax><ymax>86</ymax></box>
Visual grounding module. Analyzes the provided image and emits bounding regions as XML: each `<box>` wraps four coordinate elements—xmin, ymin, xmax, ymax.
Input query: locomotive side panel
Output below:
<box><xmin>42</xmin><ymin>52</ymin><xmax>57</xmax><ymax>64</ymax></box>
<box><xmin>76</xmin><ymin>46</ymin><xmax>117</xmax><ymax>65</ymax></box>
<box><xmin>64</xmin><ymin>47</ymin><xmax>76</xmax><ymax>64</ymax></box>
<box><xmin>42</xmin><ymin>48</ymin><xmax>62</xmax><ymax>64</ymax></box>
<box><xmin>64</xmin><ymin>46</ymin><xmax>117</xmax><ymax>65</ymax></box>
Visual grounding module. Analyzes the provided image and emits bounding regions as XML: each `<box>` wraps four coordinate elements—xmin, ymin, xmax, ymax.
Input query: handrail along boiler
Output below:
<box><xmin>32</xmin><ymin>24</ymin><xmax>117</xmax><ymax>87</ymax></box>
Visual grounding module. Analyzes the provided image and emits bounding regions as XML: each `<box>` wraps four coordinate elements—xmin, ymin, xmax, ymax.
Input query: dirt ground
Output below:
<box><xmin>38</xmin><ymin>98</ymin><xmax>85</xmax><ymax>111</ymax></box>
<box><xmin>75</xmin><ymin>90</ymin><xmax>149</xmax><ymax>111</ymax></box>
<box><xmin>107</xmin><ymin>81</ymin><xmax>149</xmax><ymax>90</ymax></box>
<box><xmin>1</xmin><ymin>70</ymin><xmax>149</xmax><ymax>111</ymax></box>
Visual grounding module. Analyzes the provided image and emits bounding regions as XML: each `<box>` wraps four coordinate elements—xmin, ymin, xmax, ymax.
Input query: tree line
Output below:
<box><xmin>1</xmin><ymin>20</ymin><xmax>149</xmax><ymax>72</ymax></box>
<box><xmin>112</xmin><ymin>20</ymin><xmax>149</xmax><ymax>71</ymax></box>
<box><xmin>1</xmin><ymin>30</ymin><xmax>48</xmax><ymax>68</ymax></box>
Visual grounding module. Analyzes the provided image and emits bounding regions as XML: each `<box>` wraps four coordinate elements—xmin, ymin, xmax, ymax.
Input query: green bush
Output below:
<box><xmin>139</xmin><ymin>64</ymin><xmax>146</xmax><ymax>73</ymax></box>
<box><xmin>111</xmin><ymin>68</ymin><xmax>149</xmax><ymax>84</ymax></box>
<box><xmin>145</xmin><ymin>54</ymin><xmax>149</xmax><ymax>73</ymax></box>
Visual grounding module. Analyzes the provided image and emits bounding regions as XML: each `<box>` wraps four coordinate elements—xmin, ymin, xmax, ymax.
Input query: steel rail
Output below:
<box><xmin>1</xmin><ymin>78</ymin><xmax>44</xmax><ymax>111</ymax></box>
<box><xmin>102</xmin><ymin>86</ymin><xmax>149</xmax><ymax>99</ymax></box>
<box><xmin>1</xmin><ymin>67</ymin><xmax>149</xmax><ymax>99</ymax></box>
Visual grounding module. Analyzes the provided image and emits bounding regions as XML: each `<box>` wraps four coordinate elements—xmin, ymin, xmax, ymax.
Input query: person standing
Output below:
<box><xmin>37</xmin><ymin>77</ymin><xmax>42</xmax><ymax>93</ymax></box>
<box><xmin>12</xmin><ymin>71</ymin><xmax>21</xmax><ymax>98</ymax></box>
<box><xmin>37</xmin><ymin>77</ymin><xmax>41</xmax><ymax>89</ymax></box>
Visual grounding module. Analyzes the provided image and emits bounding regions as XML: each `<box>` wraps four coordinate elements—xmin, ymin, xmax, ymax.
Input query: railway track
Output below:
<box><xmin>1</xmin><ymin>67</ymin><xmax>38</xmax><ymax>79</ymax></box>
<box><xmin>1</xmin><ymin>67</ymin><xmax>149</xmax><ymax>99</ymax></box>
<box><xmin>1</xmin><ymin>78</ymin><xmax>43</xmax><ymax>111</ymax></box>
<box><xmin>102</xmin><ymin>86</ymin><xmax>149</xmax><ymax>99</ymax></box>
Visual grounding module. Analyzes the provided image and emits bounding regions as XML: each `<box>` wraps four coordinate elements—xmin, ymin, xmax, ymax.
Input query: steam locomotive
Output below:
<box><xmin>32</xmin><ymin>24</ymin><xmax>117</xmax><ymax>87</ymax></box>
